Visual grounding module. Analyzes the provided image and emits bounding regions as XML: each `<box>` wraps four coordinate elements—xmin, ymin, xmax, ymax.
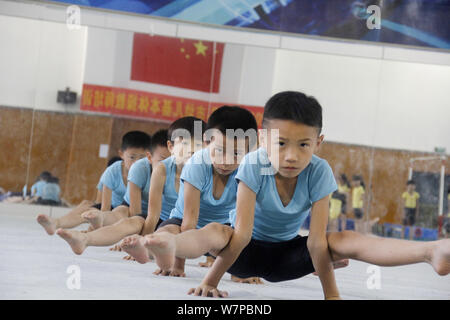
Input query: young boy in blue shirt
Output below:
<box><xmin>139</xmin><ymin>91</ymin><xmax>450</xmax><ymax>299</ymax></box>
<box><xmin>37</xmin><ymin>131</ymin><xmax>151</xmax><ymax>235</ymax></box>
<box><xmin>79</xmin><ymin>129</ymin><xmax>170</xmax><ymax>231</ymax></box>
<box><xmin>30</xmin><ymin>171</ymin><xmax>52</xmax><ymax>198</ymax></box>
<box><xmin>37</xmin><ymin>176</ymin><xmax>61</xmax><ymax>206</ymax></box>
<box><xmin>121</xmin><ymin>106</ymin><xmax>263</xmax><ymax>283</ymax></box>
<box><xmin>56</xmin><ymin>118</ymin><xmax>205</xmax><ymax>256</ymax></box>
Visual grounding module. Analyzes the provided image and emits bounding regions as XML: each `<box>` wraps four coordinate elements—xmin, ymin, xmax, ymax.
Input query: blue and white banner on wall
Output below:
<box><xmin>49</xmin><ymin>0</ymin><xmax>450</xmax><ymax>49</ymax></box>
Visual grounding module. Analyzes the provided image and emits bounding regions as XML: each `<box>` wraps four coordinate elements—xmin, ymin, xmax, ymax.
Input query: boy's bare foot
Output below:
<box><xmin>429</xmin><ymin>239</ymin><xmax>450</xmax><ymax>276</ymax></box>
<box><xmin>143</xmin><ymin>232</ymin><xmax>176</xmax><ymax>272</ymax></box>
<box><xmin>198</xmin><ymin>255</ymin><xmax>215</xmax><ymax>268</ymax></box>
<box><xmin>37</xmin><ymin>214</ymin><xmax>57</xmax><ymax>235</ymax></box>
<box><xmin>56</xmin><ymin>228</ymin><xmax>88</xmax><ymax>255</ymax></box>
<box><xmin>120</xmin><ymin>235</ymin><xmax>150</xmax><ymax>264</ymax></box>
<box><xmin>81</xmin><ymin>210</ymin><xmax>103</xmax><ymax>229</ymax></box>
<box><xmin>231</xmin><ymin>275</ymin><xmax>264</xmax><ymax>284</ymax></box>
<box><xmin>313</xmin><ymin>259</ymin><xmax>350</xmax><ymax>276</ymax></box>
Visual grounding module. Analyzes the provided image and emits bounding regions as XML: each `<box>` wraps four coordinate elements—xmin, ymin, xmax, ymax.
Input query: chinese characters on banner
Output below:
<box><xmin>81</xmin><ymin>84</ymin><xmax>264</xmax><ymax>127</ymax></box>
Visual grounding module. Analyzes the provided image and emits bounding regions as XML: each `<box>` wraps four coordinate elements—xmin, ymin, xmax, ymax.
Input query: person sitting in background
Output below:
<box><xmin>37</xmin><ymin>131</ymin><xmax>151</xmax><ymax>235</ymax></box>
<box><xmin>36</xmin><ymin>176</ymin><xmax>61</xmax><ymax>206</ymax></box>
<box><xmin>30</xmin><ymin>171</ymin><xmax>52</xmax><ymax>199</ymax></box>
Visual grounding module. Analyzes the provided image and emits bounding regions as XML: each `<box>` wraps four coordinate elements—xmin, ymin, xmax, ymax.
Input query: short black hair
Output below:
<box><xmin>39</xmin><ymin>171</ymin><xmax>52</xmax><ymax>182</ymax></box>
<box><xmin>150</xmin><ymin>129</ymin><xmax>169</xmax><ymax>153</ymax></box>
<box><xmin>206</xmin><ymin>106</ymin><xmax>257</xmax><ymax>134</ymax></box>
<box><xmin>262</xmin><ymin>91</ymin><xmax>322</xmax><ymax>134</ymax></box>
<box><xmin>48</xmin><ymin>176</ymin><xmax>59</xmax><ymax>184</ymax></box>
<box><xmin>121</xmin><ymin>131</ymin><xmax>151</xmax><ymax>151</ymax></box>
<box><xmin>107</xmin><ymin>156</ymin><xmax>122</xmax><ymax>167</ymax></box>
<box><xmin>168</xmin><ymin>116</ymin><xmax>207</xmax><ymax>142</ymax></box>
<box><xmin>352</xmin><ymin>175</ymin><xmax>365</xmax><ymax>188</ymax></box>
<box><xmin>407</xmin><ymin>180</ymin><xmax>416</xmax><ymax>186</ymax></box>
<box><xmin>340</xmin><ymin>173</ymin><xmax>351</xmax><ymax>188</ymax></box>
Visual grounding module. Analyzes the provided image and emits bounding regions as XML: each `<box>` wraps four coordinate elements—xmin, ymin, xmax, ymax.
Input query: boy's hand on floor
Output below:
<box><xmin>153</xmin><ymin>268</ymin><xmax>171</xmax><ymax>276</ymax></box>
<box><xmin>188</xmin><ymin>283</ymin><xmax>228</xmax><ymax>298</ymax></box>
<box><xmin>109</xmin><ymin>244</ymin><xmax>122</xmax><ymax>251</ymax></box>
<box><xmin>153</xmin><ymin>268</ymin><xmax>186</xmax><ymax>277</ymax></box>
<box><xmin>123</xmin><ymin>255</ymin><xmax>135</xmax><ymax>261</ymax></box>
<box><xmin>170</xmin><ymin>268</ymin><xmax>186</xmax><ymax>277</ymax></box>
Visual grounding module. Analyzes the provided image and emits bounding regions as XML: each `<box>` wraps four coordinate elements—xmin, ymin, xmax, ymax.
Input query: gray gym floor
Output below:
<box><xmin>0</xmin><ymin>203</ymin><xmax>448</xmax><ymax>300</ymax></box>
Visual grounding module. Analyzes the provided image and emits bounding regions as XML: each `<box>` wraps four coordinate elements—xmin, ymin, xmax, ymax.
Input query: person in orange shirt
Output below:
<box><xmin>401</xmin><ymin>180</ymin><xmax>420</xmax><ymax>240</ymax></box>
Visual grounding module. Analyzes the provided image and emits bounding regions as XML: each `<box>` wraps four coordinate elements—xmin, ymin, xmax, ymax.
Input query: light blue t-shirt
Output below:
<box><xmin>229</xmin><ymin>148</ymin><xmax>337</xmax><ymax>242</ymax></box>
<box><xmin>123</xmin><ymin>157</ymin><xmax>152</xmax><ymax>214</ymax></box>
<box><xmin>31</xmin><ymin>180</ymin><xmax>46</xmax><ymax>197</ymax></box>
<box><xmin>99</xmin><ymin>160</ymin><xmax>127</xmax><ymax>208</ymax></box>
<box><xmin>160</xmin><ymin>156</ymin><xmax>179</xmax><ymax>221</ymax></box>
<box><xmin>41</xmin><ymin>183</ymin><xmax>61</xmax><ymax>202</ymax></box>
<box><xmin>170</xmin><ymin>148</ymin><xmax>237</xmax><ymax>228</ymax></box>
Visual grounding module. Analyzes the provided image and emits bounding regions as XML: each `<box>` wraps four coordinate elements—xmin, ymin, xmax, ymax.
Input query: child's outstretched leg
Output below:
<box><xmin>327</xmin><ymin>230</ymin><xmax>450</xmax><ymax>276</ymax></box>
<box><xmin>120</xmin><ymin>224</ymin><xmax>181</xmax><ymax>265</ymax></box>
<box><xmin>37</xmin><ymin>200</ymin><xmax>94</xmax><ymax>235</ymax></box>
<box><xmin>144</xmin><ymin>223</ymin><xmax>234</xmax><ymax>273</ymax></box>
<box><xmin>56</xmin><ymin>216</ymin><xmax>144</xmax><ymax>255</ymax></box>
<box><xmin>82</xmin><ymin>206</ymin><xmax>128</xmax><ymax>229</ymax></box>
<box><xmin>121</xmin><ymin>234</ymin><xmax>152</xmax><ymax>264</ymax></box>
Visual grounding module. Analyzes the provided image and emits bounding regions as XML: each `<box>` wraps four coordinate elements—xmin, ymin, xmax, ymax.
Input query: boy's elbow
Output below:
<box><xmin>180</xmin><ymin>220</ymin><xmax>196</xmax><ymax>232</ymax></box>
<box><xmin>307</xmin><ymin>237</ymin><xmax>328</xmax><ymax>253</ymax></box>
<box><xmin>233</xmin><ymin>230</ymin><xmax>251</xmax><ymax>248</ymax></box>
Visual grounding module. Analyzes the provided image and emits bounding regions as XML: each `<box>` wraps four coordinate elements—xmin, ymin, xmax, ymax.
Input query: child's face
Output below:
<box><xmin>262</xmin><ymin>119</ymin><xmax>323</xmax><ymax>179</ymax></box>
<box><xmin>209</xmin><ymin>131</ymin><xmax>248</xmax><ymax>176</ymax></box>
<box><xmin>120</xmin><ymin>148</ymin><xmax>148</xmax><ymax>171</ymax></box>
<box><xmin>150</xmin><ymin>145</ymin><xmax>171</xmax><ymax>168</ymax></box>
<box><xmin>170</xmin><ymin>137</ymin><xmax>204</xmax><ymax>165</ymax></box>
<box><xmin>352</xmin><ymin>180</ymin><xmax>361</xmax><ymax>187</ymax></box>
<box><xmin>407</xmin><ymin>184</ymin><xmax>416</xmax><ymax>192</ymax></box>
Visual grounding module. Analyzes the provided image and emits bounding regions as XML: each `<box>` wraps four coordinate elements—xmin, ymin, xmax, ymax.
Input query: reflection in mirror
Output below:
<box><xmin>0</xmin><ymin>11</ymin><xmax>448</xmax><ymax>243</ymax></box>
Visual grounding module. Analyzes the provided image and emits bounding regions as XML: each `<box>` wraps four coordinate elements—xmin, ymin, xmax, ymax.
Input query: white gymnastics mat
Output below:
<box><xmin>0</xmin><ymin>203</ymin><xmax>448</xmax><ymax>300</ymax></box>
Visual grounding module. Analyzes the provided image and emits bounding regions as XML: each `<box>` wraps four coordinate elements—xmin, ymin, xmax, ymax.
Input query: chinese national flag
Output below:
<box><xmin>131</xmin><ymin>33</ymin><xmax>224</xmax><ymax>93</ymax></box>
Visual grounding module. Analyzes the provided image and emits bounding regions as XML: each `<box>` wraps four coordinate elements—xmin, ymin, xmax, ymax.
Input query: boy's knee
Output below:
<box><xmin>118</xmin><ymin>217</ymin><xmax>130</xmax><ymax>225</ymax></box>
<box><xmin>327</xmin><ymin>230</ymin><xmax>359</xmax><ymax>247</ymax></box>
<box><xmin>80</xmin><ymin>200</ymin><xmax>93</xmax><ymax>207</ymax></box>
<box><xmin>207</xmin><ymin>223</ymin><xmax>233</xmax><ymax>240</ymax></box>
<box><xmin>158</xmin><ymin>224</ymin><xmax>180</xmax><ymax>234</ymax></box>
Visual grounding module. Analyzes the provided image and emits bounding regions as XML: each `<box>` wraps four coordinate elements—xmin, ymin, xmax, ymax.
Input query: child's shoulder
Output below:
<box><xmin>307</xmin><ymin>154</ymin><xmax>333</xmax><ymax>173</ymax></box>
<box><xmin>161</xmin><ymin>155</ymin><xmax>175</xmax><ymax>165</ymax></box>
<box><xmin>186</xmin><ymin>147</ymin><xmax>210</xmax><ymax>167</ymax></box>
<box><xmin>154</xmin><ymin>160</ymin><xmax>169</xmax><ymax>177</ymax></box>
<box><xmin>105</xmin><ymin>159</ymin><xmax>122</xmax><ymax>172</ymax></box>
<box><xmin>133</xmin><ymin>157</ymin><xmax>150</xmax><ymax>169</ymax></box>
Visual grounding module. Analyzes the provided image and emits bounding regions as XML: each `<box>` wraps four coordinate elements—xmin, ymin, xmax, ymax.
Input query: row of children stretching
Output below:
<box><xmin>37</xmin><ymin>91</ymin><xmax>449</xmax><ymax>299</ymax></box>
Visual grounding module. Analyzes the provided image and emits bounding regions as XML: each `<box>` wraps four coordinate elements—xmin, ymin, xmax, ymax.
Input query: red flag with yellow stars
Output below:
<box><xmin>131</xmin><ymin>33</ymin><xmax>224</xmax><ymax>93</ymax></box>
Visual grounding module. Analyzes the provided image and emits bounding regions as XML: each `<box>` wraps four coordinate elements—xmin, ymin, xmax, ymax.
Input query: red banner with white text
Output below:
<box><xmin>81</xmin><ymin>84</ymin><xmax>264</xmax><ymax>127</ymax></box>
